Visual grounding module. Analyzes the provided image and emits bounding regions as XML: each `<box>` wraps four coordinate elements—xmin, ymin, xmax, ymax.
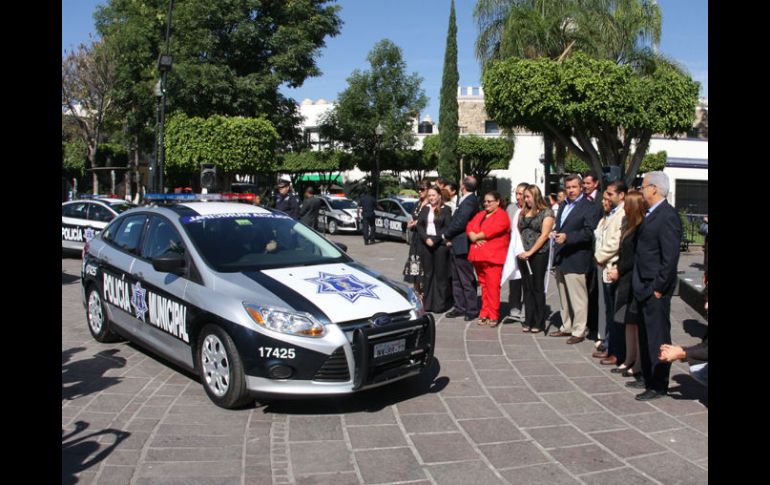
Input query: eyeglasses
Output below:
<box><xmin>483</xmin><ymin>199</ymin><xmax>496</xmax><ymax>204</ymax></box>
<box><xmin>641</xmin><ymin>184</ymin><xmax>655</xmax><ymax>190</ymax></box>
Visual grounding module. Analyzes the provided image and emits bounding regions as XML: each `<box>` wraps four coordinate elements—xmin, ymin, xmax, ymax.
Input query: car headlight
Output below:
<box><xmin>407</xmin><ymin>288</ymin><xmax>426</xmax><ymax>319</ymax></box>
<box><xmin>244</xmin><ymin>304</ymin><xmax>326</xmax><ymax>337</ymax></box>
<box><xmin>340</xmin><ymin>215</ymin><xmax>353</xmax><ymax>222</ymax></box>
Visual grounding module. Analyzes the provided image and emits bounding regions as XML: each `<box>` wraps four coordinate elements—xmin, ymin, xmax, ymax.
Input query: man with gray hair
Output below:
<box><xmin>628</xmin><ymin>171</ymin><xmax>682</xmax><ymax>401</ymax></box>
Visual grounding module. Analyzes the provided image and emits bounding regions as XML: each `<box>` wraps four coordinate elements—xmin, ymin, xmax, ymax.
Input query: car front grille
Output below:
<box><xmin>312</xmin><ymin>346</ymin><xmax>350</xmax><ymax>382</ymax></box>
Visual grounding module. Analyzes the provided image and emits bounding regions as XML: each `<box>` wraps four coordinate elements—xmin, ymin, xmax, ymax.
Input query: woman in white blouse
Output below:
<box><xmin>416</xmin><ymin>186</ymin><xmax>454</xmax><ymax>313</ymax></box>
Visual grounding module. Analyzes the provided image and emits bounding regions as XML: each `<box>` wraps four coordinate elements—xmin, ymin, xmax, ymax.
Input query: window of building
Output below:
<box><xmin>485</xmin><ymin>121</ymin><xmax>499</xmax><ymax>134</ymax></box>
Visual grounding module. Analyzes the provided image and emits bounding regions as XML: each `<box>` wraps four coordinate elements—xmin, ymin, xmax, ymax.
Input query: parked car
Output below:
<box><xmin>373</xmin><ymin>197</ymin><xmax>418</xmax><ymax>243</ymax></box>
<box><xmin>62</xmin><ymin>197</ymin><xmax>136</xmax><ymax>254</ymax></box>
<box><xmin>317</xmin><ymin>195</ymin><xmax>360</xmax><ymax>234</ymax></box>
<box><xmin>81</xmin><ymin>194</ymin><xmax>435</xmax><ymax>409</ymax></box>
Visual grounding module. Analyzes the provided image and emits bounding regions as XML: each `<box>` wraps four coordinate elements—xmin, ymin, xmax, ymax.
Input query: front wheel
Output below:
<box><xmin>86</xmin><ymin>287</ymin><xmax>122</xmax><ymax>343</ymax></box>
<box><xmin>197</xmin><ymin>325</ymin><xmax>251</xmax><ymax>409</ymax></box>
<box><xmin>327</xmin><ymin>219</ymin><xmax>338</xmax><ymax>235</ymax></box>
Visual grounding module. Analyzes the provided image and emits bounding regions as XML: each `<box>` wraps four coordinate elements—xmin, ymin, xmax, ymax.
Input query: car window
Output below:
<box><xmin>390</xmin><ymin>203</ymin><xmax>404</xmax><ymax>217</ymax></box>
<box><xmin>111</xmin><ymin>215</ymin><xmax>148</xmax><ymax>254</ymax></box>
<box><xmin>63</xmin><ymin>203</ymin><xmax>88</xmax><ymax>219</ymax></box>
<box><xmin>378</xmin><ymin>200</ymin><xmax>393</xmax><ymax>213</ymax></box>
<box><xmin>88</xmin><ymin>204</ymin><xmax>114</xmax><ymax>223</ymax></box>
<box><xmin>108</xmin><ymin>202</ymin><xmax>136</xmax><ymax>214</ymax></box>
<box><xmin>181</xmin><ymin>214</ymin><xmax>346</xmax><ymax>272</ymax></box>
<box><xmin>401</xmin><ymin>201</ymin><xmax>417</xmax><ymax>215</ymax></box>
<box><xmin>142</xmin><ymin>216</ymin><xmax>185</xmax><ymax>260</ymax></box>
<box><xmin>329</xmin><ymin>198</ymin><xmax>358</xmax><ymax>210</ymax></box>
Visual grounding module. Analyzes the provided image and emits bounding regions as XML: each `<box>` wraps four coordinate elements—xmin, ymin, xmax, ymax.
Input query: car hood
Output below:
<box><xmin>250</xmin><ymin>262</ymin><xmax>412</xmax><ymax>323</ymax></box>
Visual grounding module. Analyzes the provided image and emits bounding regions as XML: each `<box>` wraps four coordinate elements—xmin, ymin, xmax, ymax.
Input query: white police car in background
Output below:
<box><xmin>81</xmin><ymin>193</ymin><xmax>435</xmax><ymax>409</ymax></box>
<box><xmin>374</xmin><ymin>197</ymin><xmax>418</xmax><ymax>243</ymax></box>
<box><xmin>317</xmin><ymin>195</ymin><xmax>359</xmax><ymax>234</ymax></box>
<box><xmin>62</xmin><ymin>196</ymin><xmax>136</xmax><ymax>253</ymax></box>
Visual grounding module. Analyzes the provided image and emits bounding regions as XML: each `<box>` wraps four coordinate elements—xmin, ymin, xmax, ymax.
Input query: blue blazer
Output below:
<box><xmin>553</xmin><ymin>197</ymin><xmax>602</xmax><ymax>274</ymax></box>
<box><xmin>442</xmin><ymin>193</ymin><xmax>479</xmax><ymax>256</ymax></box>
<box><xmin>632</xmin><ymin>200</ymin><xmax>682</xmax><ymax>300</ymax></box>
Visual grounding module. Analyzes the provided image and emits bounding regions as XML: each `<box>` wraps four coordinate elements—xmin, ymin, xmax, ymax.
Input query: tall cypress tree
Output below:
<box><xmin>438</xmin><ymin>0</ymin><xmax>459</xmax><ymax>181</ymax></box>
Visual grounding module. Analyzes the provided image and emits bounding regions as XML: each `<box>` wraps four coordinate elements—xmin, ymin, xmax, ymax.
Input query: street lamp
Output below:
<box><xmin>374</xmin><ymin>122</ymin><xmax>384</xmax><ymax>200</ymax></box>
<box><xmin>154</xmin><ymin>0</ymin><xmax>174</xmax><ymax>193</ymax></box>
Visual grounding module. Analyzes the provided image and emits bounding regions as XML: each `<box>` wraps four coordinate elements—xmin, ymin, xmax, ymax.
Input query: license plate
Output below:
<box><xmin>373</xmin><ymin>339</ymin><xmax>406</xmax><ymax>358</ymax></box>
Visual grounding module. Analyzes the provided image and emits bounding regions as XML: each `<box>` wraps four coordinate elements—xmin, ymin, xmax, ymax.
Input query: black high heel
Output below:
<box><xmin>611</xmin><ymin>362</ymin><xmax>633</xmax><ymax>374</ymax></box>
<box><xmin>622</xmin><ymin>368</ymin><xmax>637</xmax><ymax>378</ymax></box>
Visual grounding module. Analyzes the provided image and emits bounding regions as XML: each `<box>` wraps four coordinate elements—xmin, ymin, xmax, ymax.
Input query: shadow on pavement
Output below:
<box><xmin>62</xmin><ymin>271</ymin><xmax>80</xmax><ymax>285</ymax></box>
<box><xmin>256</xmin><ymin>357</ymin><xmax>447</xmax><ymax>414</ymax></box>
<box><xmin>62</xmin><ymin>420</ymin><xmax>130</xmax><ymax>485</ymax></box>
<box><xmin>62</xmin><ymin>348</ymin><xmax>126</xmax><ymax>401</ymax></box>
<box><xmin>683</xmin><ymin>319</ymin><xmax>708</xmax><ymax>339</ymax></box>
<box><xmin>669</xmin><ymin>374</ymin><xmax>708</xmax><ymax>407</ymax></box>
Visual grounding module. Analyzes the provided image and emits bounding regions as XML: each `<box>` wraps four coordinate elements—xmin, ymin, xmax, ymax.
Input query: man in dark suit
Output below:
<box><xmin>358</xmin><ymin>188</ymin><xmax>378</xmax><ymax>245</ymax></box>
<box><xmin>550</xmin><ymin>174</ymin><xmax>603</xmax><ymax>344</ymax></box>
<box><xmin>442</xmin><ymin>176</ymin><xmax>480</xmax><ymax>321</ymax></box>
<box><xmin>299</xmin><ymin>186</ymin><xmax>323</xmax><ymax>230</ymax></box>
<box><xmin>582</xmin><ymin>171</ymin><xmax>603</xmax><ymax>347</ymax></box>
<box><xmin>628</xmin><ymin>171</ymin><xmax>682</xmax><ymax>401</ymax></box>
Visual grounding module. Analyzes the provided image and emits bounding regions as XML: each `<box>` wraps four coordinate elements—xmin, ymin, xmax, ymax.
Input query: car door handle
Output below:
<box><xmin>133</xmin><ymin>272</ymin><xmax>144</xmax><ymax>279</ymax></box>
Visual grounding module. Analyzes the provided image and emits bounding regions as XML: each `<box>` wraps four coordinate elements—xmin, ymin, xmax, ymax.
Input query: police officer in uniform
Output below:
<box><xmin>273</xmin><ymin>180</ymin><xmax>300</xmax><ymax>219</ymax></box>
<box><xmin>358</xmin><ymin>188</ymin><xmax>377</xmax><ymax>245</ymax></box>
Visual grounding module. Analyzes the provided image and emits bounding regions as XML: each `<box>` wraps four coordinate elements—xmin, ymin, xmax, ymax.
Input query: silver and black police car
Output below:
<box><xmin>317</xmin><ymin>195</ymin><xmax>359</xmax><ymax>234</ymax></box>
<box><xmin>62</xmin><ymin>196</ymin><xmax>136</xmax><ymax>253</ymax></box>
<box><xmin>373</xmin><ymin>197</ymin><xmax>418</xmax><ymax>243</ymax></box>
<box><xmin>81</xmin><ymin>193</ymin><xmax>435</xmax><ymax>409</ymax></box>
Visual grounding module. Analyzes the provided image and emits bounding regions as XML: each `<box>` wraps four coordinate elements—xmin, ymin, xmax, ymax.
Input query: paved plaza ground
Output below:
<box><xmin>62</xmin><ymin>235</ymin><xmax>708</xmax><ymax>484</ymax></box>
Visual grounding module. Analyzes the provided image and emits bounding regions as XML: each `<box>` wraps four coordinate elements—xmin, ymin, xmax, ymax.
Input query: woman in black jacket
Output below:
<box><xmin>417</xmin><ymin>186</ymin><xmax>453</xmax><ymax>313</ymax></box>
<box><xmin>607</xmin><ymin>191</ymin><xmax>646</xmax><ymax>378</ymax></box>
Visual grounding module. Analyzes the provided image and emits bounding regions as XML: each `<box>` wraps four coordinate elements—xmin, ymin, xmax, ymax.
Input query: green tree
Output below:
<box><xmin>438</xmin><ymin>0</ymin><xmax>459</xmax><ymax>180</ymax></box>
<box><xmin>322</xmin><ymin>39</ymin><xmax>427</xmax><ymax>197</ymax></box>
<box><xmin>62</xmin><ymin>40</ymin><xmax>118</xmax><ymax>194</ymax></box>
<box><xmin>639</xmin><ymin>150</ymin><xmax>667</xmax><ymax>174</ymax></box>
<box><xmin>483</xmin><ymin>53</ymin><xmax>698</xmax><ymax>185</ymax></box>
<box><xmin>165</xmin><ymin>113</ymin><xmax>280</xmax><ymax>188</ymax></box>
<box><xmin>95</xmin><ymin>0</ymin><xmax>343</xmax><ymax>166</ymax></box>
<box><xmin>424</xmin><ymin>134</ymin><xmax>512</xmax><ymax>183</ymax></box>
<box><xmin>280</xmin><ymin>150</ymin><xmax>354</xmax><ymax>188</ymax></box>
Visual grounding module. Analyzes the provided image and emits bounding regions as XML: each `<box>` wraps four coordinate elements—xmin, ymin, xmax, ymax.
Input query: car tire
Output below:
<box><xmin>86</xmin><ymin>286</ymin><xmax>122</xmax><ymax>343</ymax></box>
<box><xmin>327</xmin><ymin>219</ymin><xmax>338</xmax><ymax>235</ymax></box>
<box><xmin>197</xmin><ymin>324</ymin><xmax>251</xmax><ymax>409</ymax></box>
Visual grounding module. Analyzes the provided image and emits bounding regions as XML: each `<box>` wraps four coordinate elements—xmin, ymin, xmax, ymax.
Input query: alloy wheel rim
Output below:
<box><xmin>88</xmin><ymin>292</ymin><xmax>103</xmax><ymax>334</ymax></box>
<box><xmin>201</xmin><ymin>334</ymin><xmax>230</xmax><ymax>397</ymax></box>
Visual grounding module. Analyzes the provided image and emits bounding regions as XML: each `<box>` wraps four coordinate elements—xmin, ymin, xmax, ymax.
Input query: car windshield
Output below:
<box><xmin>400</xmin><ymin>201</ymin><xmax>416</xmax><ymax>214</ymax></box>
<box><xmin>180</xmin><ymin>213</ymin><xmax>347</xmax><ymax>272</ymax></box>
<box><xmin>109</xmin><ymin>202</ymin><xmax>136</xmax><ymax>213</ymax></box>
<box><xmin>328</xmin><ymin>198</ymin><xmax>357</xmax><ymax>210</ymax></box>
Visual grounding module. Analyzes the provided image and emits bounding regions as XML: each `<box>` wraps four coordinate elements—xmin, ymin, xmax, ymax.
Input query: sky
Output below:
<box><xmin>62</xmin><ymin>0</ymin><xmax>708</xmax><ymax>122</ymax></box>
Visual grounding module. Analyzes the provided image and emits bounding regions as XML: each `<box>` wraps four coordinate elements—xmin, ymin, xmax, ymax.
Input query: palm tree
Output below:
<box><xmin>474</xmin><ymin>0</ymin><xmax>672</xmax><ymax>180</ymax></box>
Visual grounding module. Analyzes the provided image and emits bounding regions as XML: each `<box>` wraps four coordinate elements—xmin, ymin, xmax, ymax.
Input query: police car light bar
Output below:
<box><xmin>77</xmin><ymin>194</ymin><xmax>110</xmax><ymax>199</ymax></box>
<box><xmin>143</xmin><ymin>193</ymin><xmax>256</xmax><ymax>203</ymax></box>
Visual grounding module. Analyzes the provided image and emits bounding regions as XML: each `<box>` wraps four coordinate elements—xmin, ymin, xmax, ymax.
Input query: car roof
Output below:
<box><xmin>64</xmin><ymin>198</ymin><xmax>129</xmax><ymax>205</ymax></box>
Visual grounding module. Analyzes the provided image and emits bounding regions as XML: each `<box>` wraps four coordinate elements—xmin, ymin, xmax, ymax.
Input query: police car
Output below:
<box><xmin>62</xmin><ymin>196</ymin><xmax>136</xmax><ymax>254</ymax></box>
<box><xmin>317</xmin><ymin>195</ymin><xmax>359</xmax><ymax>234</ymax></box>
<box><xmin>373</xmin><ymin>197</ymin><xmax>418</xmax><ymax>243</ymax></box>
<box><xmin>81</xmin><ymin>193</ymin><xmax>435</xmax><ymax>409</ymax></box>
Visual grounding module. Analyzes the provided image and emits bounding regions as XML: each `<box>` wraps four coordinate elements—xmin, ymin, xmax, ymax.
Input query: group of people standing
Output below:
<box><xmin>398</xmin><ymin>169</ymin><xmax>698</xmax><ymax>402</ymax></box>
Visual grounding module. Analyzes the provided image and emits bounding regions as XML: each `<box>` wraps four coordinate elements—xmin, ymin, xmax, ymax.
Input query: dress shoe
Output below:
<box><xmin>549</xmin><ymin>331</ymin><xmax>571</xmax><ymax>337</ymax></box>
<box><xmin>566</xmin><ymin>336</ymin><xmax>585</xmax><ymax>344</ymax></box>
<box><xmin>610</xmin><ymin>366</ymin><xmax>628</xmax><ymax>374</ymax></box>
<box><xmin>635</xmin><ymin>389</ymin><xmax>666</xmax><ymax>401</ymax></box>
<box><xmin>592</xmin><ymin>351</ymin><xmax>609</xmax><ymax>359</ymax></box>
<box><xmin>600</xmin><ymin>356</ymin><xmax>618</xmax><ymax>365</ymax></box>
<box><xmin>445</xmin><ymin>310</ymin><xmax>463</xmax><ymax>318</ymax></box>
<box><xmin>594</xmin><ymin>343</ymin><xmax>607</xmax><ymax>353</ymax></box>
<box><xmin>464</xmin><ymin>314</ymin><xmax>479</xmax><ymax>321</ymax></box>
<box><xmin>626</xmin><ymin>379</ymin><xmax>646</xmax><ymax>389</ymax></box>
<box><xmin>622</xmin><ymin>369</ymin><xmax>638</xmax><ymax>378</ymax></box>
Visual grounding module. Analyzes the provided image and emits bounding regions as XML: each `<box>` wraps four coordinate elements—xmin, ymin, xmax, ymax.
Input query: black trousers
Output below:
<box><xmin>637</xmin><ymin>294</ymin><xmax>673</xmax><ymax>392</ymax></box>
<box><xmin>450</xmin><ymin>252</ymin><xmax>478</xmax><ymax>317</ymax></box>
<box><xmin>586</xmin><ymin>264</ymin><xmax>600</xmax><ymax>336</ymax></box>
<box><xmin>520</xmin><ymin>252</ymin><xmax>548</xmax><ymax>330</ymax></box>
<box><xmin>508</xmin><ymin>278</ymin><xmax>523</xmax><ymax>311</ymax></box>
<box><xmin>419</xmin><ymin>242</ymin><xmax>453</xmax><ymax>313</ymax></box>
<box><xmin>604</xmin><ymin>281</ymin><xmax>626</xmax><ymax>363</ymax></box>
<box><xmin>361</xmin><ymin>215</ymin><xmax>375</xmax><ymax>243</ymax></box>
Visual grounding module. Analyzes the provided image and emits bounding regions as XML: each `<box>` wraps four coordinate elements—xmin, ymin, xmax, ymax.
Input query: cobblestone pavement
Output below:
<box><xmin>62</xmin><ymin>234</ymin><xmax>707</xmax><ymax>485</ymax></box>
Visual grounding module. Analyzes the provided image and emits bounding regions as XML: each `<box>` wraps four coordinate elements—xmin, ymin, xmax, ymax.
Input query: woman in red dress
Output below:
<box><xmin>466</xmin><ymin>191</ymin><xmax>511</xmax><ymax>326</ymax></box>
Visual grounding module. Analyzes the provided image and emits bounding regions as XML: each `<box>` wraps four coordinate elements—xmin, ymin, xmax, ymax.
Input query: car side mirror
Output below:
<box><xmin>334</xmin><ymin>242</ymin><xmax>348</xmax><ymax>253</ymax></box>
<box><xmin>152</xmin><ymin>250</ymin><xmax>186</xmax><ymax>275</ymax></box>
